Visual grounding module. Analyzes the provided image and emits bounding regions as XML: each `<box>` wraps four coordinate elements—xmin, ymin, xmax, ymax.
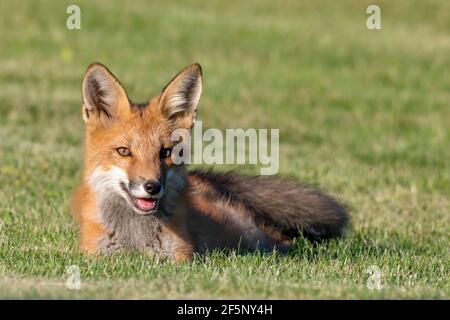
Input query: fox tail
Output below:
<box><xmin>189</xmin><ymin>170</ymin><xmax>349</xmax><ymax>241</ymax></box>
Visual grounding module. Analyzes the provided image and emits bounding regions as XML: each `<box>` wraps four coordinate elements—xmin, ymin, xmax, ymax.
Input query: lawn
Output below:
<box><xmin>0</xmin><ymin>0</ymin><xmax>449</xmax><ymax>299</ymax></box>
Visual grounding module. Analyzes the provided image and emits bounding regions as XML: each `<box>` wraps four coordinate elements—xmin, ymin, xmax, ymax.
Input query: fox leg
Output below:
<box><xmin>80</xmin><ymin>220</ymin><xmax>124</xmax><ymax>254</ymax></box>
<box><xmin>80</xmin><ymin>220</ymin><xmax>109</xmax><ymax>253</ymax></box>
<box><xmin>97</xmin><ymin>230</ymin><xmax>123</xmax><ymax>253</ymax></box>
<box><xmin>172</xmin><ymin>237</ymin><xmax>194</xmax><ymax>262</ymax></box>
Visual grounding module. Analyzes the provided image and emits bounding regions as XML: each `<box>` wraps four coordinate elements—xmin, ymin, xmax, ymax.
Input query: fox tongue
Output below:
<box><xmin>135</xmin><ymin>198</ymin><xmax>156</xmax><ymax>211</ymax></box>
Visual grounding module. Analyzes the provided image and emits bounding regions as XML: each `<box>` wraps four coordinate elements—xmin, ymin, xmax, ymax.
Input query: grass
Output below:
<box><xmin>0</xmin><ymin>0</ymin><xmax>449</xmax><ymax>299</ymax></box>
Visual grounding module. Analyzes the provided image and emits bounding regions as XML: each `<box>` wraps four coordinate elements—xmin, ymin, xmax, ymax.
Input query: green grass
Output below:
<box><xmin>0</xmin><ymin>0</ymin><xmax>449</xmax><ymax>299</ymax></box>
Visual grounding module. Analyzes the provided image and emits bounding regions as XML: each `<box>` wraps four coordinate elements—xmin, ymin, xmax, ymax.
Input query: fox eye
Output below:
<box><xmin>160</xmin><ymin>147</ymin><xmax>172</xmax><ymax>159</ymax></box>
<box><xmin>117</xmin><ymin>147</ymin><xmax>131</xmax><ymax>157</ymax></box>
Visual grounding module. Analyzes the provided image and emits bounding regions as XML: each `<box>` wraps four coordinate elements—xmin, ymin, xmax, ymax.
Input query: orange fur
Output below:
<box><xmin>71</xmin><ymin>185</ymin><xmax>108</xmax><ymax>253</ymax></box>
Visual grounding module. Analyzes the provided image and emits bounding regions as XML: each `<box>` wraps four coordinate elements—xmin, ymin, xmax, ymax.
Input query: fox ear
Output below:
<box><xmin>82</xmin><ymin>63</ymin><xmax>129</xmax><ymax>126</ymax></box>
<box><xmin>159</xmin><ymin>63</ymin><xmax>202</xmax><ymax>129</ymax></box>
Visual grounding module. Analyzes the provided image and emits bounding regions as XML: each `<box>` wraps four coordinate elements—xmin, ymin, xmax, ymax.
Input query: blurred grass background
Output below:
<box><xmin>0</xmin><ymin>0</ymin><xmax>448</xmax><ymax>298</ymax></box>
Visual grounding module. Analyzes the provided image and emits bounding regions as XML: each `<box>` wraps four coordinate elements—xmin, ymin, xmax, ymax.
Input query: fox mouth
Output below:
<box><xmin>120</xmin><ymin>183</ymin><xmax>159</xmax><ymax>214</ymax></box>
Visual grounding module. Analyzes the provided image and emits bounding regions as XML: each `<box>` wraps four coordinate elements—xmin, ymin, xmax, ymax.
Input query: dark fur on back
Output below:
<box><xmin>189</xmin><ymin>169</ymin><xmax>349</xmax><ymax>241</ymax></box>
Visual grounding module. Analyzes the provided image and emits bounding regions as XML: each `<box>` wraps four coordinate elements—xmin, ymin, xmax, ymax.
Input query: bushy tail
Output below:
<box><xmin>189</xmin><ymin>170</ymin><xmax>349</xmax><ymax>241</ymax></box>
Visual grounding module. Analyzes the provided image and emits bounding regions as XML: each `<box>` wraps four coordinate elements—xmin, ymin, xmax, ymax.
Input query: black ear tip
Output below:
<box><xmin>190</xmin><ymin>63</ymin><xmax>202</xmax><ymax>75</ymax></box>
<box><xmin>84</xmin><ymin>62</ymin><xmax>112</xmax><ymax>77</ymax></box>
<box><xmin>86</xmin><ymin>61</ymin><xmax>102</xmax><ymax>70</ymax></box>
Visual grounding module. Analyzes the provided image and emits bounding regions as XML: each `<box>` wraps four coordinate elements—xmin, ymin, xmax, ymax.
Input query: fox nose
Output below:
<box><xmin>143</xmin><ymin>180</ymin><xmax>161</xmax><ymax>196</ymax></box>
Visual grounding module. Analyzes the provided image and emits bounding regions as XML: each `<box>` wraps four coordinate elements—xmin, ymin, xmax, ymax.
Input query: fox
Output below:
<box><xmin>71</xmin><ymin>62</ymin><xmax>349</xmax><ymax>262</ymax></box>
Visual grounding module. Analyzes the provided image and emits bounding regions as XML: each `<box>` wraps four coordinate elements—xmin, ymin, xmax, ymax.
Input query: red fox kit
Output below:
<box><xmin>71</xmin><ymin>62</ymin><xmax>348</xmax><ymax>262</ymax></box>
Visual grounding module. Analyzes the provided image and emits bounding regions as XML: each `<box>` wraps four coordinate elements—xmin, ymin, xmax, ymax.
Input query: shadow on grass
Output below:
<box><xmin>193</xmin><ymin>229</ymin><xmax>434</xmax><ymax>264</ymax></box>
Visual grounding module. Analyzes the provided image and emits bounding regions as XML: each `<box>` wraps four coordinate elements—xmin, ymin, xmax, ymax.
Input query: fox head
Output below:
<box><xmin>81</xmin><ymin>62</ymin><xmax>202</xmax><ymax>215</ymax></box>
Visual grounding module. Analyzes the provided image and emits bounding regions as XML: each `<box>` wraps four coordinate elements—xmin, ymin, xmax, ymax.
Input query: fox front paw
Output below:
<box><xmin>97</xmin><ymin>233</ymin><xmax>123</xmax><ymax>254</ymax></box>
